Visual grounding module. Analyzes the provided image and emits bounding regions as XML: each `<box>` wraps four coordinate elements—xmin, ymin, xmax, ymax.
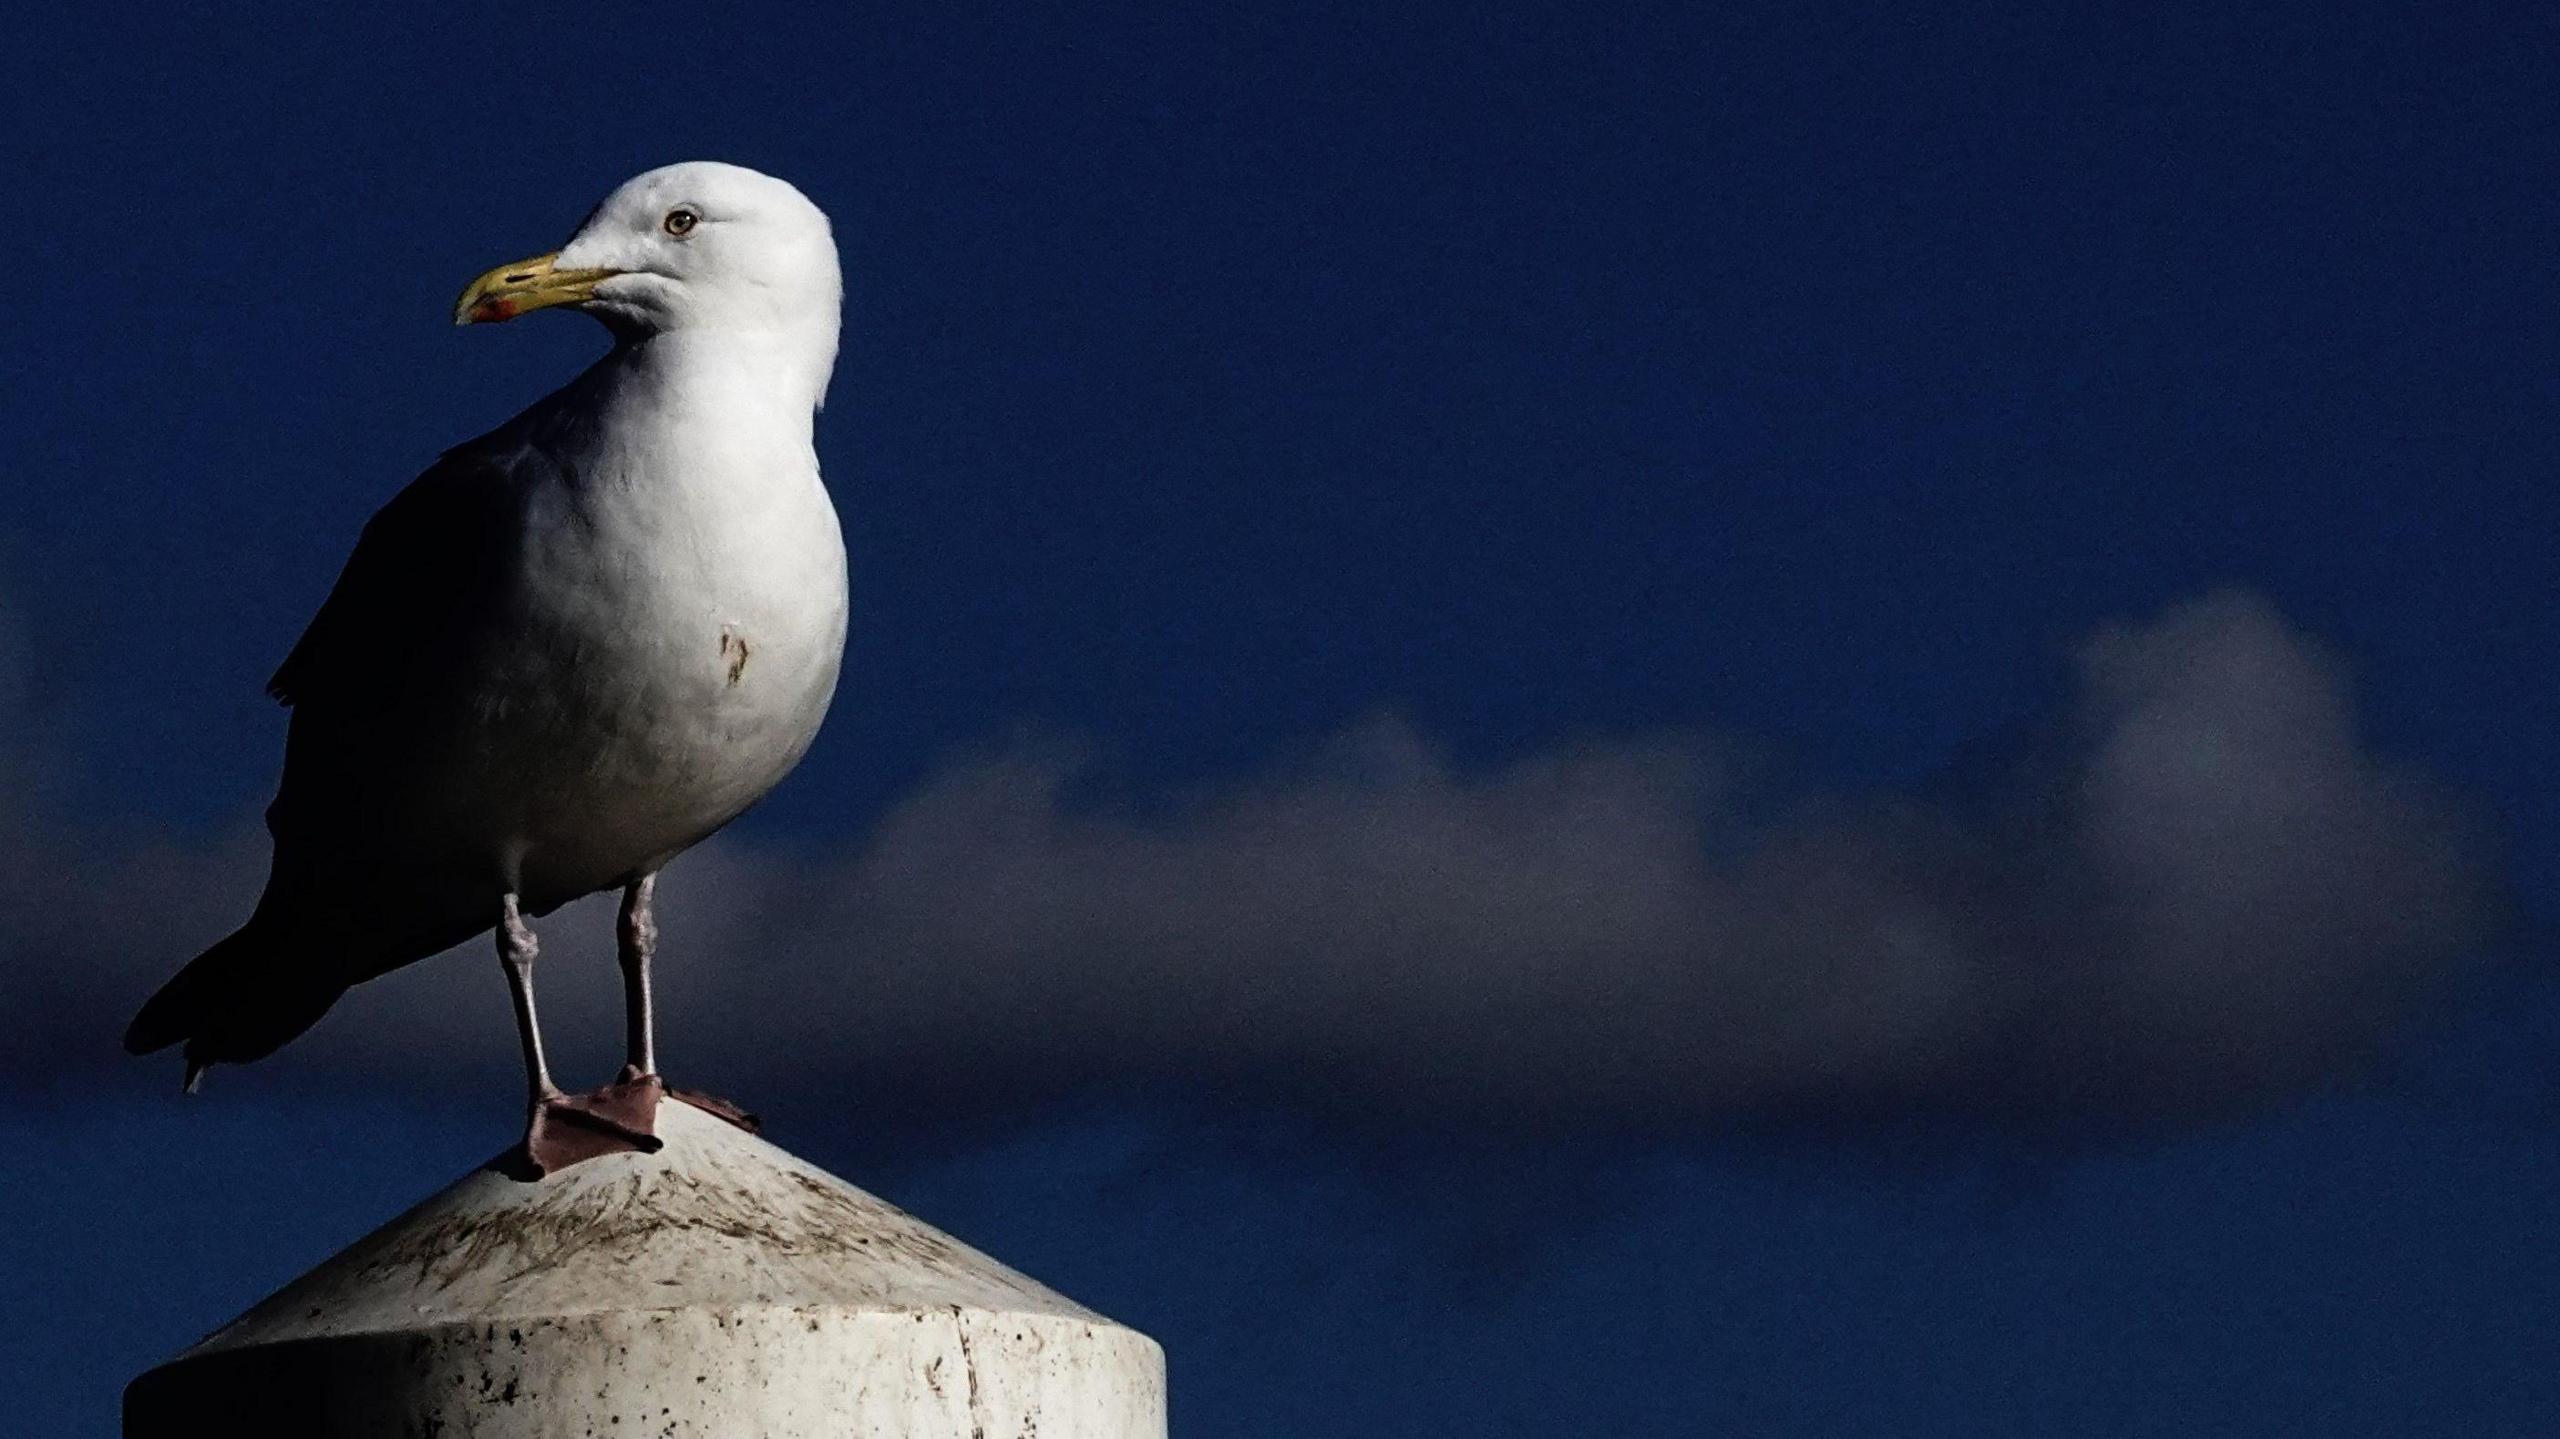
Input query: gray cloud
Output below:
<box><xmin>1</xmin><ymin>591</ymin><xmax>2497</xmax><ymax>1128</ymax></box>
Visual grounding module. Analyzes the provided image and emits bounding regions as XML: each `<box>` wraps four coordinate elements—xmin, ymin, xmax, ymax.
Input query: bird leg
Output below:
<box><xmin>616</xmin><ymin>874</ymin><xmax>658</xmax><ymax>1082</ymax></box>
<box><xmin>498</xmin><ymin>893</ymin><xmax>557</xmax><ymax>1105</ymax></box>
<box><xmin>503</xmin><ymin>891</ymin><xmax>663</xmax><ymax>1177</ymax></box>
<box><xmin>613</xmin><ymin>872</ymin><xmax>762</xmax><ymax>1137</ymax></box>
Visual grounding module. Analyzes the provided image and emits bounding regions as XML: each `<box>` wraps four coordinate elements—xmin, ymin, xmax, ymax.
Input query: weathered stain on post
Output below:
<box><xmin>123</xmin><ymin>1101</ymin><xmax>1166</xmax><ymax>1437</ymax></box>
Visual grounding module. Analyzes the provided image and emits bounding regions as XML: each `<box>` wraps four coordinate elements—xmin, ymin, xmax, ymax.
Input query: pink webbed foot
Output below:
<box><xmin>650</xmin><ymin>1067</ymin><xmax>761</xmax><ymax>1134</ymax></box>
<box><xmin>521</xmin><ymin>1073</ymin><xmax>666</xmax><ymax>1178</ymax></box>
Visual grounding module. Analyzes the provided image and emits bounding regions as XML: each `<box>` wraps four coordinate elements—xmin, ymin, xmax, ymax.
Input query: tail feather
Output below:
<box><xmin>125</xmin><ymin>928</ymin><xmax>257</xmax><ymax>1057</ymax></box>
<box><xmin>126</xmin><ymin>920</ymin><xmax>347</xmax><ymax>1085</ymax></box>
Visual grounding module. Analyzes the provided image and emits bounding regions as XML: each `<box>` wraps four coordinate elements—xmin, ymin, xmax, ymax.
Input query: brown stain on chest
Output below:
<box><xmin>718</xmin><ymin>626</ymin><xmax>752</xmax><ymax>688</ymax></box>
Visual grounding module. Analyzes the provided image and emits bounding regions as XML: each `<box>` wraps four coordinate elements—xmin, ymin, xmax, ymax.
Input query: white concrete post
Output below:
<box><xmin>124</xmin><ymin>1099</ymin><xmax>1167</xmax><ymax>1437</ymax></box>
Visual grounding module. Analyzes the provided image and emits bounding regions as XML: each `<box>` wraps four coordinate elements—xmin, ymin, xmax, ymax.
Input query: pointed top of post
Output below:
<box><xmin>184</xmin><ymin>1099</ymin><xmax>1105</xmax><ymax>1358</ymax></box>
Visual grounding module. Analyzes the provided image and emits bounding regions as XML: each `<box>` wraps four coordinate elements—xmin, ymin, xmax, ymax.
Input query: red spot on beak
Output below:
<box><xmin>482</xmin><ymin>298</ymin><xmax>518</xmax><ymax>322</ymax></box>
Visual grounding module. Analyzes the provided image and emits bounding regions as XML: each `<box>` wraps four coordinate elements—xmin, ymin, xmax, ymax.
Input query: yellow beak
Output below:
<box><xmin>453</xmin><ymin>251</ymin><xmax>621</xmax><ymax>325</ymax></box>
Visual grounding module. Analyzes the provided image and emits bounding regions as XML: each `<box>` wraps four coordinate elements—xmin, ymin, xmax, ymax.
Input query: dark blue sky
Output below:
<box><xmin>3</xmin><ymin>1</ymin><xmax>2555</xmax><ymax>1432</ymax></box>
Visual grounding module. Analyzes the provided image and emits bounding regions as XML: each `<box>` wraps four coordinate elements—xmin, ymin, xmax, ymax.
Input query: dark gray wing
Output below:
<box><xmin>129</xmin><ymin>449</ymin><xmax>527</xmax><ymax>1071</ymax></box>
<box><xmin>261</xmin><ymin>448</ymin><xmax>522</xmax><ymax>908</ymax></box>
<box><xmin>268</xmin><ymin>449</ymin><xmax>517</xmax><ymax>714</ymax></box>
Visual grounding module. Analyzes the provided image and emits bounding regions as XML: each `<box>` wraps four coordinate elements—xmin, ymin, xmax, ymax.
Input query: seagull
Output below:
<box><xmin>125</xmin><ymin>162</ymin><xmax>849</xmax><ymax>1175</ymax></box>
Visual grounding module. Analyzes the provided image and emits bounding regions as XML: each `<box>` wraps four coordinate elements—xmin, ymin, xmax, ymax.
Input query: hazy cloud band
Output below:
<box><xmin>3</xmin><ymin>591</ymin><xmax>2495</xmax><ymax>1129</ymax></box>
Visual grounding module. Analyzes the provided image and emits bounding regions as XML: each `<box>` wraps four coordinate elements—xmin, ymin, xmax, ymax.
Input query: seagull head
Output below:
<box><xmin>453</xmin><ymin>162</ymin><xmax>841</xmax><ymax>348</ymax></box>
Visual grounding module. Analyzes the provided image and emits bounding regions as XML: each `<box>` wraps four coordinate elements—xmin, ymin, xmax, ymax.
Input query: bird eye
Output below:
<box><xmin>662</xmin><ymin>207</ymin><xmax>700</xmax><ymax>237</ymax></box>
